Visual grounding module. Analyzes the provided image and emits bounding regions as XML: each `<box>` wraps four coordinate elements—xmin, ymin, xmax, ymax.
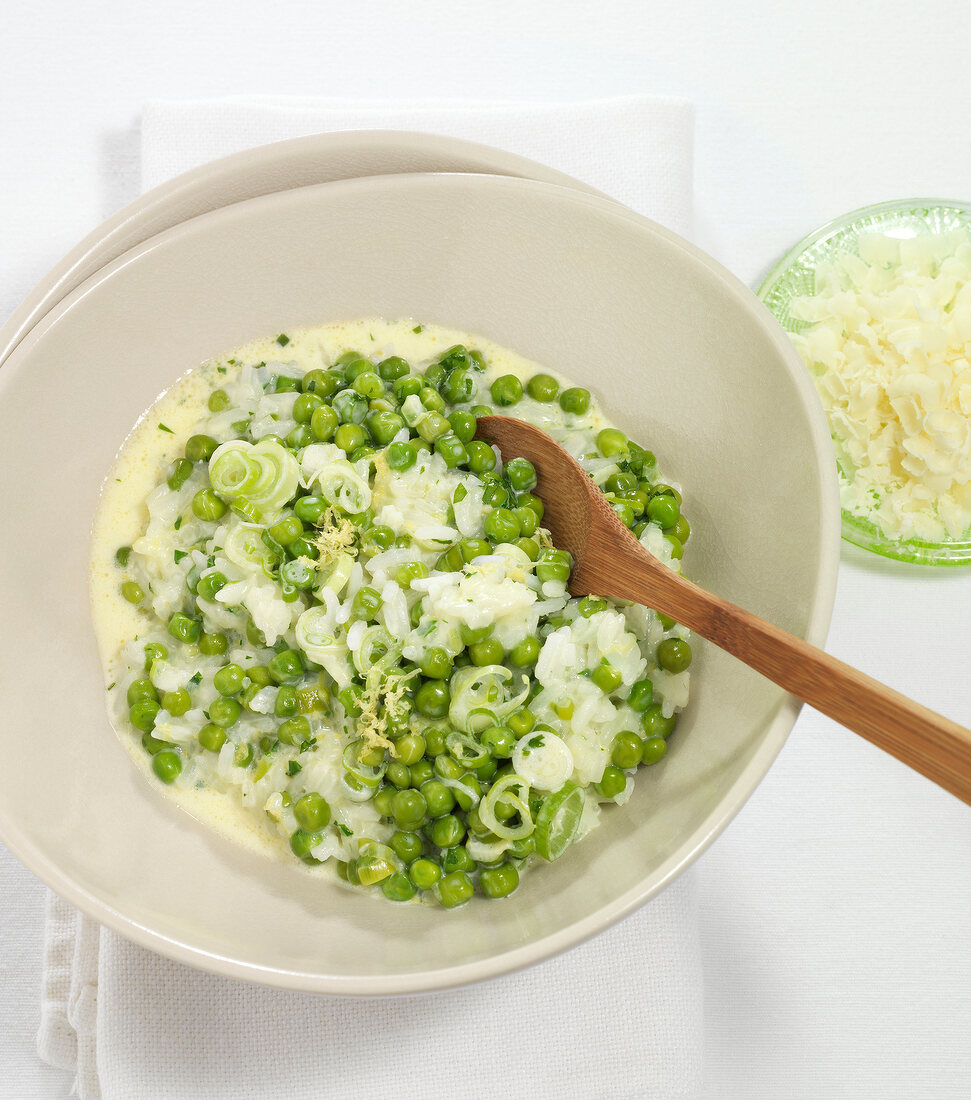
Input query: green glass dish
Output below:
<box><xmin>759</xmin><ymin>198</ymin><xmax>971</xmax><ymax>567</ymax></box>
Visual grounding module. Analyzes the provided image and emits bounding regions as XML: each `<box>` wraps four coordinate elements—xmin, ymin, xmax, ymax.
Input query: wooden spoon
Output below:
<box><xmin>475</xmin><ymin>415</ymin><xmax>971</xmax><ymax>805</ymax></box>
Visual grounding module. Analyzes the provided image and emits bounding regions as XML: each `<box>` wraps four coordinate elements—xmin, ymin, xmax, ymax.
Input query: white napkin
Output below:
<box><xmin>38</xmin><ymin>95</ymin><xmax>701</xmax><ymax>1100</ymax></box>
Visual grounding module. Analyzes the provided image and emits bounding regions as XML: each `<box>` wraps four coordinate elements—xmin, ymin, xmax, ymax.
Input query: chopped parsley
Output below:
<box><xmin>276</xmin><ymin>334</ymin><xmax>290</xmax><ymax>346</ymax></box>
<box><xmin>412</xmin><ymin>324</ymin><xmax>423</xmax><ymax>333</ymax></box>
<box><xmin>174</xmin><ymin>515</ymin><xmax>183</xmax><ymax>530</ymax></box>
<box><xmin>188</xmin><ymin>672</ymin><xmax>202</xmax><ymax>686</ymax></box>
<box><xmin>521</xmin><ymin>733</ymin><xmax>545</xmax><ymax>757</ymax></box>
<box><xmin>337</xmin><ymin>823</ymin><xmax>353</xmax><ymax>837</ymax></box>
<box><xmin>173</xmin><ymin>549</ymin><xmax>188</xmax><ymax>563</ymax></box>
<box><xmin>286</xmin><ymin>760</ymin><xmax>302</xmax><ymax>776</ymax></box>
<box><xmin>158</xmin><ymin>422</ymin><xmax>174</xmax><ymax>434</ymax></box>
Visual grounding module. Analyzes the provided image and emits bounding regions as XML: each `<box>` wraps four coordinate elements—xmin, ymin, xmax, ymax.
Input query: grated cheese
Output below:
<box><xmin>789</xmin><ymin>229</ymin><xmax>971</xmax><ymax>541</ymax></box>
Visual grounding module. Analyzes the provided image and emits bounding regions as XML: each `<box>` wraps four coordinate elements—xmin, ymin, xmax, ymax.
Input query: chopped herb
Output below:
<box><xmin>188</xmin><ymin>672</ymin><xmax>202</xmax><ymax>686</ymax></box>
<box><xmin>114</xmin><ymin>546</ymin><xmax>131</xmax><ymax>567</ymax></box>
<box><xmin>299</xmin><ymin>737</ymin><xmax>318</xmax><ymax>753</ymax></box>
<box><xmin>158</xmin><ymin>422</ymin><xmax>174</xmax><ymax>434</ymax></box>
<box><xmin>286</xmin><ymin>760</ymin><xmax>302</xmax><ymax>776</ymax></box>
<box><xmin>174</xmin><ymin>515</ymin><xmax>183</xmax><ymax>530</ymax></box>
<box><xmin>369</xmin><ymin>332</ymin><xmax>375</xmax><ymax>342</ymax></box>
<box><xmin>337</xmin><ymin>823</ymin><xmax>353</xmax><ymax>837</ymax></box>
<box><xmin>521</xmin><ymin>733</ymin><xmax>545</xmax><ymax>757</ymax></box>
<box><xmin>412</xmin><ymin>324</ymin><xmax>423</xmax><ymax>333</ymax></box>
<box><xmin>227</xmin><ymin>358</ymin><xmax>236</xmax><ymax>365</ymax></box>
<box><xmin>276</xmin><ymin>334</ymin><xmax>290</xmax><ymax>346</ymax></box>
<box><xmin>216</xmin><ymin>366</ymin><xmax>227</xmax><ymax>375</ymax></box>
<box><xmin>173</xmin><ymin>549</ymin><xmax>188</xmax><ymax>563</ymax></box>
<box><xmin>106</xmin><ymin>681</ymin><xmax>116</xmax><ymax>691</ymax></box>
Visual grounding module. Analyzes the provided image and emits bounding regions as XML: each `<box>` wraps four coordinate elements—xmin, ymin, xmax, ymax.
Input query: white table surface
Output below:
<box><xmin>3</xmin><ymin>3</ymin><xmax>970</xmax><ymax>1097</ymax></box>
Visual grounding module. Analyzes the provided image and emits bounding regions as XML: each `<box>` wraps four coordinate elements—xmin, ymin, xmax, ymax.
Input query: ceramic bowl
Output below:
<box><xmin>0</xmin><ymin>171</ymin><xmax>839</xmax><ymax>993</ymax></box>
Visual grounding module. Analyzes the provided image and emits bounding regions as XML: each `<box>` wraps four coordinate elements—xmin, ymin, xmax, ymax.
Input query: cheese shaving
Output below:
<box><xmin>790</xmin><ymin>229</ymin><xmax>971</xmax><ymax>541</ymax></box>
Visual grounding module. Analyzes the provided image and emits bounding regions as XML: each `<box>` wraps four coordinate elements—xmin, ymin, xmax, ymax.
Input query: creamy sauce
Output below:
<box><xmin>91</xmin><ymin>318</ymin><xmax>608</xmax><ymax>863</ymax></box>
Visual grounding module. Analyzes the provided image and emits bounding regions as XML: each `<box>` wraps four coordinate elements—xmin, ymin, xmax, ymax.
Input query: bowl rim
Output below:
<box><xmin>757</xmin><ymin>196</ymin><xmax>971</xmax><ymax>567</ymax></box>
<box><xmin>0</xmin><ymin>129</ymin><xmax>609</xmax><ymax>372</ymax></box>
<box><xmin>0</xmin><ymin>170</ymin><xmax>841</xmax><ymax>994</ymax></box>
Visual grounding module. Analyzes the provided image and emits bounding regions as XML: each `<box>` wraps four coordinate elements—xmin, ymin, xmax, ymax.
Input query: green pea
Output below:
<box><xmin>166</xmin><ymin>458</ymin><xmax>194</xmax><ymax>492</ymax></box>
<box><xmin>388</xmin><ymin>830</ymin><xmax>422</xmax><ymax>865</ymax></box>
<box><xmin>310</xmin><ymin>405</ymin><xmax>339</xmax><ymax>441</ymax></box>
<box><xmin>199</xmin><ymin>631</ymin><xmax>228</xmax><ymax>656</ymax></box>
<box><xmin>378</xmin><ymin>355</ymin><xmax>410</xmax><ymax>380</ymax></box>
<box><xmin>192</xmin><ymin>489</ymin><xmax>227</xmax><ymax>522</ymax></box>
<box><xmin>159</xmin><ymin>688</ymin><xmax>190</xmax><ymax>717</ymax></box>
<box><xmin>647</xmin><ymin>494</ymin><xmax>680</xmax><ymax>530</ymax></box>
<box><xmin>673</xmin><ymin>515</ymin><xmax>691</xmax><ymax>544</ymax></box>
<box><xmin>213</xmin><ymin>663</ymin><xmax>245</xmax><ymax>696</ymax></box>
<box><xmin>278</xmin><ymin>715</ymin><xmax>311</xmax><ymax>746</ymax></box>
<box><xmin>248</xmin><ymin>665</ymin><xmax>272</xmax><ymax>688</ymax></box>
<box><xmin>290</xmin><ymin>829</ymin><xmax>323</xmax><ymax>865</ymax></box>
<box><xmin>196</xmin><ymin>571</ymin><xmax>227</xmax><ymax>602</ymax></box>
<box><xmin>506</xmin><ymin>708</ymin><xmax>535</xmax><ymax>736</ymax></box>
<box><xmin>591</xmin><ymin>663</ymin><xmax>622</xmax><ymax>694</ymax></box>
<box><xmin>129</xmin><ymin>698</ymin><xmax>160</xmax><ymax>732</ymax></box>
<box><xmin>627</xmin><ymin>678</ymin><xmax>654</xmax><ymax>712</ymax></box>
<box><xmin>152</xmin><ymin>750</ymin><xmax>182</xmax><ymax>785</ymax></box>
<box><xmin>338</xmin><ymin>354</ymin><xmax>372</xmax><ymax>381</ymax></box>
<box><xmin>121</xmin><ymin>580</ymin><xmax>144</xmax><ymax>605</ymax></box>
<box><xmin>505</xmin><ymin>640</ymin><xmax>538</xmax><ymax>673</ymax></box>
<box><xmin>418</xmin><ymin>647</ymin><xmax>453</xmax><ymax>680</ymax></box>
<box><xmin>302</xmin><ymin>369</ymin><xmax>342</xmax><ymax>397</ymax></box>
<box><xmin>657</xmin><ymin>637</ymin><xmax>692</xmax><ymax>672</ymax></box>
<box><xmin>294</xmin><ymin>792</ymin><xmax>331</xmax><ymax>830</ymax></box>
<box><xmin>207</xmin><ymin>388</ymin><xmax>231</xmax><ymax>412</ymax></box>
<box><xmin>490</xmin><ymin>374</ymin><xmax>523</xmax><ymax>406</ymax></box>
<box><xmin>334</xmin><ymin>423</ymin><xmax>367</xmax><ymax>453</ymax></box>
<box><xmin>185</xmin><ymin>434</ymin><xmax>218</xmax><ymax>462</ymax></box>
<box><xmin>289</xmin><ymin>536</ymin><xmax>319</xmax><ymax>560</ymax></box>
<box><xmin>641</xmin><ymin>736</ymin><xmax>668</xmax><ymax>765</ymax></box>
<box><xmin>664</xmin><ymin>534</ymin><xmax>684</xmax><ymax>560</ymax></box>
<box><xmin>198</xmin><ymin>723</ymin><xmax>226</xmax><ymax>752</ymax></box>
<box><xmin>526</xmin><ymin>373</ymin><xmax>559</xmax><ymax>401</ymax></box>
<box><xmin>536</xmin><ymin>548</ymin><xmax>572</xmax><ymax>584</ymax></box>
<box><xmin>367</xmin><ymin>409</ymin><xmax>405</xmax><ymax>445</ymax></box>
<box><xmin>409</xmin><ymin>759</ymin><xmax>435</xmax><ymax>788</ymax></box>
<box><xmin>447</xmin><ymin>410</ymin><xmax>477</xmax><ymax>443</ymax></box>
<box><xmin>294</xmin><ymin>495</ymin><xmax>327</xmax><ymax>523</ymax></box>
<box><xmin>392</xmin><ymin>733</ymin><xmax>425</xmax><ymax>768</ymax></box>
<box><xmin>141</xmin><ymin>731</ymin><xmax>169</xmax><ymax>755</ymax></box>
<box><xmin>465</xmin><ymin>440</ymin><xmax>496</xmax><ymax>475</ymax></box>
<box><xmin>385</xmin><ymin>440</ymin><xmax>417</xmax><ymax>471</ymax></box>
<box><xmin>352</xmin><ymin>371</ymin><xmax>384</xmax><ymax>399</ymax></box>
<box><xmin>479</xmin><ymin>862</ymin><xmax>520</xmax><ymax>899</ymax></box>
<box><xmin>459</xmin><ymin>538</ymin><xmax>492</xmax><ymax>563</ymax></box>
<box><xmin>115</xmin><ymin>545</ymin><xmax>132</xmax><ymax>567</ymax></box>
<box><xmin>393</xmin><ymin>375</ymin><xmax>422</xmax><ymax>401</ymax></box>
<box><xmin>273</xmin><ymin>375</ymin><xmax>301</xmax><ymax>393</ymax></box>
<box><xmin>374</xmin><ymin>787</ymin><xmax>396</xmax><ymax>817</ymax></box>
<box><xmin>441</xmin><ymin>367</ymin><xmax>479</xmax><ymax>405</ymax></box>
<box><xmin>469</xmin><ymin>638</ymin><xmax>504</xmax><ymax>666</ymax></box>
<box><xmin>392</xmin><ymin>788</ymin><xmax>428</xmax><ymax>829</ymax></box>
<box><xmin>437</xmin><ymin>870</ymin><xmax>474</xmax><ymax>908</ymax></box>
<box><xmin>430</xmin><ymin>814</ymin><xmax>465</xmax><ymax>849</ymax></box>
<box><xmin>596</xmin><ymin>765</ymin><xmax>626</xmax><ymax>799</ymax></box>
<box><xmin>209</xmin><ymin>697</ymin><xmax>241</xmax><ymax>728</ymax></box>
<box><xmin>641</xmin><ymin>704</ymin><xmax>677</xmax><ymax>739</ymax></box>
<box><xmin>409</xmin><ymin>857</ymin><xmax>442</xmax><ymax>890</ymax></box>
<box><xmin>419</xmin><ymin>779</ymin><xmax>455</xmax><ymax>818</ymax></box>
<box><xmin>484</xmin><ymin>507</ymin><xmax>521</xmax><ymax>543</ymax></box>
<box><xmin>578</xmin><ymin>596</ymin><xmax>608</xmax><ymax>618</ymax></box>
<box><xmin>386</xmin><ymin>761</ymin><xmax>412</xmax><ymax>789</ymax></box>
<box><xmin>292</xmin><ymin>392</ymin><xmax>322</xmax><ymax>424</ymax></box>
<box><xmin>559</xmin><ymin>387</ymin><xmax>591</xmax><ymax>415</ymax></box>
<box><xmin>504</xmin><ymin>457</ymin><xmax>537</xmax><ymax>491</ymax></box>
<box><xmin>516</xmin><ymin>492</ymin><xmax>544</xmax><ymax>520</ymax></box>
<box><xmin>395</xmin><ymin>561</ymin><xmax>429</xmax><ymax>589</ymax></box>
<box><xmin>274</xmin><ymin>682</ymin><xmax>299</xmax><ymax>717</ymax></box>
<box><xmin>167</xmin><ymin>613</ymin><xmax>200</xmax><ymax>644</ymax></box>
<box><xmin>479</xmin><ymin>727</ymin><xmax>513</xmax><ymax>760</ymax></box>
<box><xmin>611</xmin><ymin>730</ymin><xmax>644</xmax><ymax>769</ymax></box>
<box><xmin>269</xmin><ymin>648</ymin><xmax>304</xmax><ymax>684</ymax></box>
<box><xmin>596</xmin><ymin>428</ymin><xmax>629</xmax><ymax>458</ymax></box>
<box><xmin>381</xmin><ymin>872</ymin><xmax>417</xmax><ymax>902</ymax></box>
<box><xmin>143</xmin><ymin>642</ymin><xmax>167</xmax><ymax>670</ymax></box>
<box><xmin>284</xmin><ymin>424</ymin><xmax>312</xmax><ymax>450</ymax></box>
<box><xmin>433</xmin><ymin>432</ymin><xmax>469</xmax><ymax>468</ymax></box>
<box><xmin>415</xmin><ymin>679</ymin><xmax>451</xmax><ymax>719</ymax></box>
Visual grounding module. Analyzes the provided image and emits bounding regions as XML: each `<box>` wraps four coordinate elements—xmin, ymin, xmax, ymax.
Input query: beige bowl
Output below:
<box><xmin>0</xmin><ymin>171</ymin><xmax>839</xmax><ymax>993</ymax></box>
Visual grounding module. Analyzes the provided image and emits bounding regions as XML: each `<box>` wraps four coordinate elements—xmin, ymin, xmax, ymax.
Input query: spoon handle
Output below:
<box><xmin>604</xmin><ymin>540</ymin><xmax>971</xmax><ymax>805</ymax></box>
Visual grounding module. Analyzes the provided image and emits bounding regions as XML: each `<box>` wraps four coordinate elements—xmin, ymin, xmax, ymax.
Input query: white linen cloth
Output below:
<box><xmin>37</xmin><ymin>95</ymin><xmax>701</xmax><ymax>1100</ymax></box>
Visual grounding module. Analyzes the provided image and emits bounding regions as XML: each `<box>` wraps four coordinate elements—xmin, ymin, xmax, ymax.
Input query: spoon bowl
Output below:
<box><xmin>476</xmin><ymin>415</ymin><xmax>971</xmax><ymax>806</ymax></box>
